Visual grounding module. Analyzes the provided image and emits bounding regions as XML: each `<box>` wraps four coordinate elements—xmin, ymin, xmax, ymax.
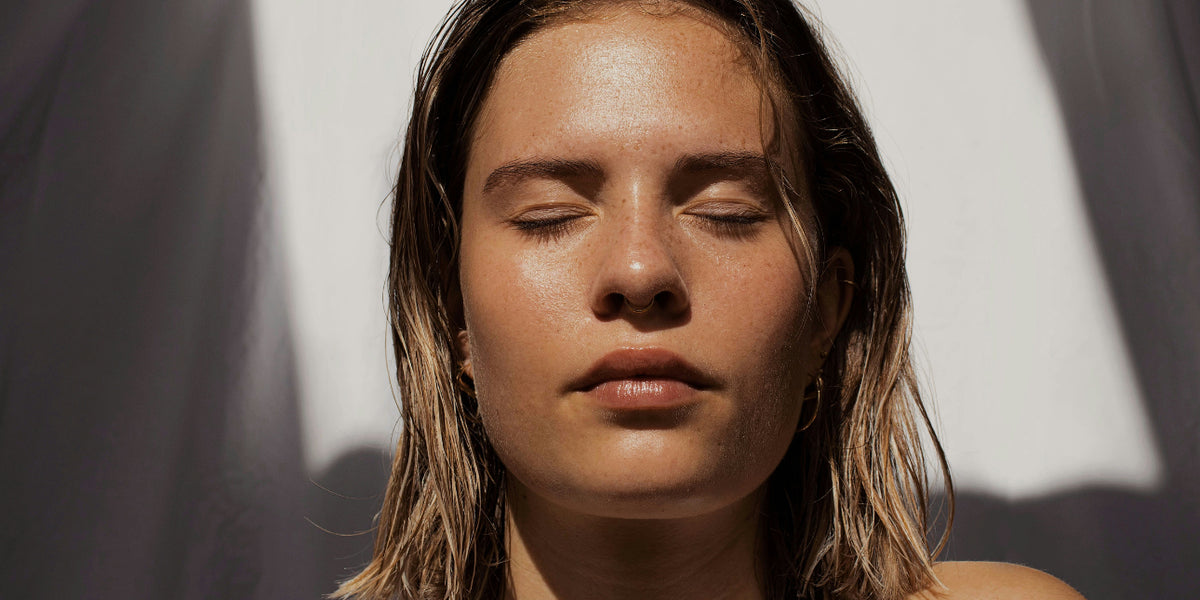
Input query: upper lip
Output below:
<box><xmin>568</xmin><ymin>347</ymin><xmax>719</xmax><ymax>392</ymax></box>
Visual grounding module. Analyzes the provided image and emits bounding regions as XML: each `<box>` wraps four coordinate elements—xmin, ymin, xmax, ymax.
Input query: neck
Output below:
<box><xmin>502</xmin><ymin>481</ymin><xmax>766</xmax><ymax>600</ymax></box>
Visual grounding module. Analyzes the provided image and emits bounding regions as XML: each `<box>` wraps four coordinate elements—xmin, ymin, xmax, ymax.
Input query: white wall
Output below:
<box><xmin>809</xmin><ymin>1</ymin><xmax>1162</xmax><ymax>499</ymax></box>
<box><xmin>251</xmin><ymin>0</ymin><xmax>457</xmax><ymax>472</ymax></box>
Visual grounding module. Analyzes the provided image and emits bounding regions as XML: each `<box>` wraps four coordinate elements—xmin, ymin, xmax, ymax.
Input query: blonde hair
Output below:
<box><xmin>337</xmin><ymin>1</ymin><xmax>952</xmax><ymax>598</ymax></box>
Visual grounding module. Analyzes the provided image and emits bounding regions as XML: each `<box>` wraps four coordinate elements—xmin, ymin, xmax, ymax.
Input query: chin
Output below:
<box><xmin>561</xmin><ymin>479</ymin><xmax>743</xmax><ymax>521</ymax></box>
<box><xmin>518</xmin><ymin>429</ymin><xmax>767</xmax><ymax>520</ymax></box>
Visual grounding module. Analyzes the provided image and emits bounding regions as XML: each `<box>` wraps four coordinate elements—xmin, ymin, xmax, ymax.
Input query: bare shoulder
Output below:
<box><xmin>905</xmin><ymin>561</ymin><xmax>1086</xmax><ymax>600</ymax></box>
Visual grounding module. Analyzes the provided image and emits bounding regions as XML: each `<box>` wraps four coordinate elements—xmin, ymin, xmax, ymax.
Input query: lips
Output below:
<box><xmin>569</xmin><ymin>347</ymin><xmax>718</xmax><ymax>409</ymax></box>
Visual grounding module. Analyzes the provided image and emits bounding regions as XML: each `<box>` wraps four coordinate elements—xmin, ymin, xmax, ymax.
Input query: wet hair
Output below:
<box><xmin>336</xmin><ymin>1</ymin><xmax>952</xmax><ymax>598</ymax></box>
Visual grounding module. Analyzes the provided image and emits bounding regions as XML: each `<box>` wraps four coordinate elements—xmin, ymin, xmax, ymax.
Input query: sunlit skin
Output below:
<box><xmin>456</xmin><ymin>7</ymin><xmax>844</xmax><ymax>598</ymax></box>
<box><xmin>459</xmin><ymin>4</ymin><xmax>842</xmax><ymax>521</ymax></box>
<box><xmin>455</xmin><ymin>5</ymin><xmax>1083</xmax><ymax>600</ymax></box>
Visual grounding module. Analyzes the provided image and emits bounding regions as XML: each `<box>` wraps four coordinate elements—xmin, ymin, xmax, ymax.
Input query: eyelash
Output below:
<box><xmin>690</xmin><ymin>210</ymin><xmax>769</xmax><ymax>239</ymax></box>
<box><xmin>509</xmin><ymin>208</ymin><xmax>769</xmax><ymax>241</ymax></box>
<box><xmin>510</xmin><ymin>214</ymin><xmax>584</xmax><ymax>242</ymax></box>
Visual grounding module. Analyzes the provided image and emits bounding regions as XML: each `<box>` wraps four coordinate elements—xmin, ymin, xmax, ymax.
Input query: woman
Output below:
<box><xmin>338</xmin><ymin>0</ymin><xmax>1085</xmax><ymax>598</ymax></box>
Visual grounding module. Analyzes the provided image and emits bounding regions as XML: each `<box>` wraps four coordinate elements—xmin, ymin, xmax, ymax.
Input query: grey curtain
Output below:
<box><xmin>1</xmin><ymin>1</ymin><xmax>322</xmax><ymax>597</ymax></box>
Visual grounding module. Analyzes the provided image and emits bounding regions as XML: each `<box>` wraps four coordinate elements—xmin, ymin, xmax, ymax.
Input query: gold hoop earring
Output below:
<box><xmin>455</xmin><ymin>363</ymin><xmax>476</xmax><ymax>398</ymax></box>
<box><xmin>798</xmin><ymin>372</ymin><xmax>822</xmax><ymax>432</ymax></box>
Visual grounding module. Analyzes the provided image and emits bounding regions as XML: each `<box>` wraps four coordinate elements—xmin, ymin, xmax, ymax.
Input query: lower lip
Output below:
<box><xmin>584</xmin><ymin>378</ymin><xmax>700</xmax><ymax>409</ymax></box>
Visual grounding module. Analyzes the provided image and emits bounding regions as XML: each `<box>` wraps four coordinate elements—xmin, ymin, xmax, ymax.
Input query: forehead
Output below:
<box><xmin>467</xmin><ymin>6</ymin><xmax>767</xmax><ymax>172</ymax></box>
<box><xmin>519</xmin><ymin>2</ymin><xmax>754</xmax><ymax>71</ymax></box>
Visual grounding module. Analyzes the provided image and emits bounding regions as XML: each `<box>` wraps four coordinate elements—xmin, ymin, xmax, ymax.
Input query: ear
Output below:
<box><xmin>456</xmin><ymin>329</ymin><xmax>474</xmax><ymax>378</ymax></box>
<box><xmin>812</xmin><ymin>247</ymin><xmax>855</xmax><ymax>357</ymax></box>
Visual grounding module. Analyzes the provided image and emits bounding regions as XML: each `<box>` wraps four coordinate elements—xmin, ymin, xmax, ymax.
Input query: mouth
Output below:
<box><xmin>569</xmin><ymin>347</ymin><xmax>718</xmax><ymax>410</ymax></box>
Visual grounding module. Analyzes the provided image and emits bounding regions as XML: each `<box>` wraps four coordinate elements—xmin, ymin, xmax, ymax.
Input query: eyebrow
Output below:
<box><xmin>480</xmin><ymin>151</ymin><xmax>775</xmax><ymax>194</ymax></box>
<box><xmin>482</xmin><ymin>158</ymin><xmax>605</xmax><ymax>193</ymax></box>
<box><xmin>672</xmin><ymin>151</ymin><xmax>772</xmax><ymax>180</ymax></box>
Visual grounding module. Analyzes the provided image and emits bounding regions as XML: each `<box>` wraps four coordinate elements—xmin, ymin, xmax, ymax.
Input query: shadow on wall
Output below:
<box><xmin>307</xmin><ymin>447</ymin><xmax>393</xmax><ymax>597</ymax></box>
<box><xmin>936</xmin><ymin>2</ymin><xmax>1200</xmax><ymax>599</ymax></box>
<box><xmin>0</xmin><ymin>1</ymin><xmax>390</xmax><ymax>596</ymax></box>
<box><xmin>0</xmin><ymin>1</ymin><xmax>319</xmax><ymax>598</ymax></box>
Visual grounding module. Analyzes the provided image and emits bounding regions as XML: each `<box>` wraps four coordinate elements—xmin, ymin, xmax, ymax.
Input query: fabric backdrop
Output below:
<box><xmin>2</xmin><ymin>1</ymin><xmax>1197</xmax><ymax>598</ymax></box>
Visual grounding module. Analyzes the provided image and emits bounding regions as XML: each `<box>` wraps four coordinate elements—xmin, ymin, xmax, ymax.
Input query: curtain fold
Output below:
<box><xmin>1</xmin><ymin>1</ymin><xmax>318</xmax><ymax>597</ymax></box>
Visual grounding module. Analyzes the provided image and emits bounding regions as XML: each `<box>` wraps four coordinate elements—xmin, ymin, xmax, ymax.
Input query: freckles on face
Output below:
<box><xmin>457</xmin><ymin>7</ymin><xmax>817</xmax><ymax>518</ymax></box>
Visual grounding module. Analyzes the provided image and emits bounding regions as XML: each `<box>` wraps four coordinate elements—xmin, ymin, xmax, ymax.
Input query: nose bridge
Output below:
<box><xmin>616</xmin><ymin>192</ymin><xmax>671</xmax><ymax>273</ymax></box>
<box><xmin>609</xmin><ymin>174</ymin><xmax>676</xmax><ymax>277</ymax></box>
<box><xmin>589</xmin><ymin>177</ymin><xmax>689</xmax><ymax>316</ymax></box>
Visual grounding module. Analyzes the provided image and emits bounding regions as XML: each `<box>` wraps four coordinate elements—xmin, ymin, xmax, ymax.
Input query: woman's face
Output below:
<box><xmin>458</xmin><ymin>7</ymin><xmax>841</xmax><ymax>519</ymax></box>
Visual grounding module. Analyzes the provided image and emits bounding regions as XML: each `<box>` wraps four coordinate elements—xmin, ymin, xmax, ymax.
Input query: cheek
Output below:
<box><xmin>706</xmin><ymin>249</ymin><xmax>813</xmax><ymax>446</ymax></box>
<box><xmin>460</xmin><ymin>241</ymin><xmax>602</xmax><ymax>495</ymax></box>
<box><xmin>462</xmin><ymin>243</ymin><xmax>579</xmax><ymax>371</ymax></box>
<box><xmin>458</xmin><ymin>233</ymin><xmax>589</xmax><ymax>445</ymax></box>
<box><xmin>711</xmin><ymin>246</ymin><xmax>811</xmax><ymax>373</ymax></box>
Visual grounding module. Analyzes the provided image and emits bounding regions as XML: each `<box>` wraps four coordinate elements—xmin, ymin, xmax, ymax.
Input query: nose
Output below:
<box><xmin>589</xmin><ymin>208</ymin><xmax>690</xmax><ymax>321</ymax></box>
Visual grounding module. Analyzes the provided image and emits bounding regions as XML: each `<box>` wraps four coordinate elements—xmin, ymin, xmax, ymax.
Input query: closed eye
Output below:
<box><xmin>685</xmin><ymin>204</ymin><xmax>770</xmax><ymax>239</ymax></box>
<box><xmin>508</xmin><ymin>207</ymin><xmax>592</xmax><ymax>242</ymax></box>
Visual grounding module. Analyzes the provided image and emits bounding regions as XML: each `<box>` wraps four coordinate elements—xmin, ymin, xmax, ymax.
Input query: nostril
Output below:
<box><xmin>598</xmin><ymin>292</ymin><xmax>627</xmax><ymax>317</ymax></box>
<box><xmin>652</xmin><ymin>290</ymin><xmax>687</xmax><ymax>315</ymax></box>
<box><xmin>589</xmin><ymin>239</ymin><xmax>691</xmax><ymax>320</ymax></box>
